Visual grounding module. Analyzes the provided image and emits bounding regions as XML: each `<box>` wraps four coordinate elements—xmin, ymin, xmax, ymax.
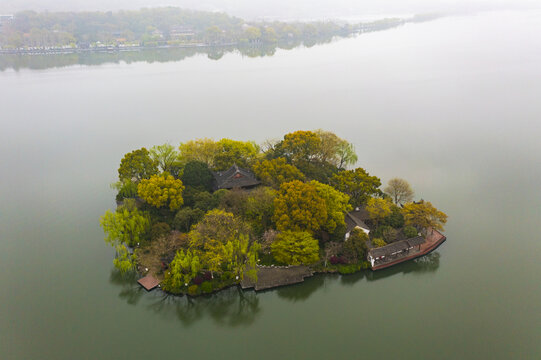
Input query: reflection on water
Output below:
<box><xmin>366</xmin><ymin>252</ymin><xmax>441</xmax><ymax>281</ymax></box>
<box><xmin>109</xmin><ymin>270</ymin><xmax>146</xmax><ymax>306</ymax></box>
<box><xmin>0</xmin><ymin>37</ymin><xmax>337</xmax><ymax>71</ymax></box>
<box><xmin>110</xmin><ymin>270</ymin><xmax>261</xmax><ymax>327</ymax></box>
<box><xmin>110</xmin><ymin>252</ymin><xmax>440</xmax><ymax>324</ymax></box>
<box><xmin>276</xmin><ymin>275</ymin><xmax>327</xmax><ymax>302</ymax></box>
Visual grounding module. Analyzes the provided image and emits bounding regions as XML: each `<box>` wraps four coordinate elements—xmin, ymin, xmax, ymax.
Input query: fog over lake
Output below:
<box><xmin>1</xmin><ymin>10</ymin><xmax>540</xmax><ymax>359</ymax></box>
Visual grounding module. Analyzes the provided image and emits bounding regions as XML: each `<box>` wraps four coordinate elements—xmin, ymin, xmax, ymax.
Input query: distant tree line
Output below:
<box><xmin>0</xmin><ymin>7</ymin><xmax>407</xmax><ymax>50</ymax></box>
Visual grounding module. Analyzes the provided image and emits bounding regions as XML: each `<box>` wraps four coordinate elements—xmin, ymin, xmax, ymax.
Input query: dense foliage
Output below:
<box><xmin>271</xmin><ymin>231</ymin><xmax>319</xmax><ymax>265</ymax></box>
<box><xmin>117</xmin><ymin>148</ymin><xmax>158</xmax><ymax>182</ymax></box>
<box><xmin>137</xmin><ymin>174</ymin><xmax>185</xmax><ymax>211</ymax></box>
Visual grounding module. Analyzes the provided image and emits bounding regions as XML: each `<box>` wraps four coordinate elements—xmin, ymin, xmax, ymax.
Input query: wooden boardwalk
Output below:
<box><xmin>241</xmin><ymin>266</ymin><xmax>314</xmax><ymax>291</ymax></box>
<box><xmin>137</xmin><ymin>275</ymin><xmax>160</xmax><ymax>291</ymax></box>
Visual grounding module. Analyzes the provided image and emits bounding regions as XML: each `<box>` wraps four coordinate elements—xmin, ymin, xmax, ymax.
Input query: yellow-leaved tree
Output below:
<box><xmin>273</xmin><ymin>180</ymin><xmax>327</xmax><ymax>233</ymax></box>
<box><xmin>366</xmin><ymin>197</ymin><xmax>393</xmax><ymax>227</ymax></box>
<box><xmin>137</xmin><ymin>174</ymin><xmax>185</xmax><ymax>211</ymax></box>
<box><xmin>401</xmin><ymin>200</ymin><xmax>448</xmax><ymax>235</ymax></box>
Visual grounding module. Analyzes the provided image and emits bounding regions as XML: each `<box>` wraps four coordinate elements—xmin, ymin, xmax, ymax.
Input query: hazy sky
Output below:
<box><xmin>1</xmin><ymin>0</ymin><xmax>539</xmax><ymax>20</ymax></box>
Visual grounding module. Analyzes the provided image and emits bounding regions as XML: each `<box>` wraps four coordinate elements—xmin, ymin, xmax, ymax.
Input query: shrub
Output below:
<box><xmin>202</xmin><ymin>271</ymin><xmax>212</xmax><ymax>281</ymax></box>
<box><xmin>192</xmin><ymin>275</ymin><xmax>204</xmax><ymax>285</ymax></box>
<box><xmin>403</xmin><ymin>226</ymin><xmax>418</xmax><ymax>238</ymax></box>
<box><xmin>150</xmin><ymin>222</ymin><xmax>171</xmax><ymax>241</ymax></box>
<box><xmin>383</xmin><ymin>205</ymin><xmax>405</xmax><ymax>228</ymax></box>
<box><xmin>173</xmin><ymin>207</ymin><xmax>204</xmax><ymax>232</ymax></box>
<box><xmin>337</xmin><ymin>264</ymin><xmax>361</xmax><ymax>274</ymax></box>
<box><xmin>201</xmin><ymin>281</ymin><xmax>213</xmax><ymax>294</ymax></box>
<box><xmin>188</xmin><ymin>285</ymin><xmax>199</xmax><ymax>296</ymax></box>
<box><xmin>372</xmin><ymin>238</ymin><xmax>387</xmax><ymax>248</ymax></box>
<box><xmin>115</xmin><ymin>180</ymin><xmax>138</xmax><ymax>201</ymax></box>
<box><xmin>271</xmin><ymin>231</ymin><xmax>319</xmax><ymax>265</ymax></box>
<box><xmin>343</xmin><ymin>228</ymin><xmax>369</xmax><ymax>262</ymax></box>
<box><xmin>330</xmin><ymin>255</ymin><xmax>347</xmax><ymax>265</ymax></box>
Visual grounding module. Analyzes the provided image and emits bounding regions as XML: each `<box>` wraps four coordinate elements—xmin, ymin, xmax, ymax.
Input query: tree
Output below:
<box><xmin>336</xmin><ymin>142</ymin><xmax>358</xmax><ymax>169</ymax></box>
<box><xmin>137</xmin><ymin>174</ymin><xmax>185</xmax><ymax>211</ymax></box>
<box><xmin>401</xmin><ymin>200</ymin><xmax>448</xmax><ymax>234</ymax></box>
<box><xmin>252</xmin><ymin>158</ymin><xmax>305</xmax><ymax>188</ymax></box>
<box><xmin>315</xmin><ymin>130</ymin><xmax>357</xmax><ymax>168</ymax></box>
<box><xmin>188</xmin><ymin>210</ymin><xmax>257</xmax><ymax>279</ymax></box>
<box><xmin>149</xmin><ymin>143</ymin><xmax>180</xmax><ymax>174</ymax></box>
<box><xmin>173</xmin><ymin>207</ymin><xmax>205</xmax><ymax>232</ymax></box>
<box><xmin>366</xmin><ymin>197</ymin><xmax>393</xmax><ymax>227</ymax></box>
<box><xmin>181</xmin><ymin>160</ymin><xmax>214</xmax><ymax>191</ymax></box>
<box><xmin>100</xmin><ymin>207</ymin><xmax>150</xmax><ymax>247</ymax></box>
<box><xmin>113</xmin><ymin>244</ymin><xmax>137</xmax><ymax>273</ymax></box>
<box><xmin>213</xmin><ymin>138</ymin><xmax>260</xmax><ymax>171</ymax></box>
<box><xmin>274</xmin><ymin>130</ymin><xmax>322</xmax><ymax>166</ymax></box>
<box><xmin>309</xmin><ymin>180</ymin><xmax>352</xmax><ymax>235</ymax></box>
<box><xmin>118</xmin><ymin>148</ymin><xmax>158</xmax><ymax>182</ymax></box>
<box><xmin>343</xmin><ymin>228</ymin><xmax>368</xmax><ymax>263</ymax></box>
<box><xmin>271</xmin><ymin>231</ymin><xmax>319</xmax><ymax>265</ymax></box>
<box><xmin>331</xmin><ymin>168</ymin><xmax>382</xmax><ymax>205</ymax></box>
<box><xmin>372</xmin><ymin>238</ymin><xmax>387</xmax><ymax>248</ymax></box>
<box><xmin>162</xmin><ymin>249</ymin><xmax>201</xmax><ymax>293</ymax></box>
<box><xmin>189</xmin><ymin>209</ymin><xmax>252</xmax><ymax>249</ymax></box>
<box><xmin>273</xmin><ymin>180</ymin><xmax>327</xmax><ymax>233</ymax></box>
<box><xmin>403</xmin><ymin>226</ymin><xmax>418</xmax><ymax>238</ymax></box>
<box><xmin>384</xmin><ymin>178</ymin><xmax>414</xmax><ymax>205</ymax></box>
<box><xmin>179</xmin><ymin>138</ymin><xmax>219</xmax><ymax>168</ymax></box>
<box><xmin>178</xmin><ymin>138</ymin><xmax>260</xmax><ymax>171</ymax></box>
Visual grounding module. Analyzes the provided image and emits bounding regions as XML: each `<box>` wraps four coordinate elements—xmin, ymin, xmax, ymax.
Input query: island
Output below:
<box><xmin>100</xmin><ymin>130</ymin><xmax>448</xmax><ymax>295</ymax></box>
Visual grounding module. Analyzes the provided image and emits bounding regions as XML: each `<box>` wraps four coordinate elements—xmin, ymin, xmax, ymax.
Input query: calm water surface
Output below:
<box><xmin>1</xmin><ymin>10</ymin><xmax>540</xmax><ymax>359</ymax></box>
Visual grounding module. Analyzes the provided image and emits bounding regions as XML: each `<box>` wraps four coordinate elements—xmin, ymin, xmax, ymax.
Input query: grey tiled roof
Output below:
<box><xmin>213</xmin><ymin>164</ymin><xmax>260</xmax><ymax>190</ymax></box>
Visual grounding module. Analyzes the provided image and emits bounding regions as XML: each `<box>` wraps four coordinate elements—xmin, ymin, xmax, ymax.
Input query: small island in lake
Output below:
<box><xmin>100</xmin><ymin>130</ymin><xmax>448</xmax><ymax>295</ymax></box>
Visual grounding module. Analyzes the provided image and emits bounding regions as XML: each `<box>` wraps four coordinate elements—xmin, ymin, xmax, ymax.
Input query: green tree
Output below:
<box><xmin>189</xmin><ymin>209</ymin><xmax>252</xmax><ymax>249</ymax></box>
<box><xmin>273</xmin><ymin>180</ymin><xmax>327</xmax><ymax>233</ymax></box>
<box><xmin>331</xmin><ymin>168</ymin><xmax>382</xmax><ymax>205</ymax></box>
<box><xmin>366</xmin><ymin>197</ymin><xmax>393</xmax><ymax>227</ymax></box>
<box><xmin>401</xmin><ymin>200</ymin><xmax>448</xmax><ymax>234</ymax></box>
<box><xmin>343</xmin><ymin>228</ymin><xmax>368</xmax><ymax>263</ymax></box>
<box><xmin>149</xmin><ymin>143</ymin><xmax>180</xmax><ymax>174</ymax></box>
<box><xmin>162</xmin><ymin>249</ymin><xmax>201</xmax><ymax>293</ymax></box>
<box><xmin>403</xmin><ymin>226</ymin><xmax>418</xmax><ymax>238</ymax></box>
<box><xmin>181</xmin><ymin>160</ymin><xmax>214</xmax><ymax>191</ymax></box>
<box><xmin>179</xmin><ymin>138</ymin><xmax>219</xmax><ymax>168</ymax></box>
<box><xmin>252</xmin><ymin>158</ymin><xmax>305</xmax><ymax>188</ymax></box>
<box><xmin>309</xmin><ymin>180</ymin><xmax>352</xmax><ymax>235</ymax></box>
<box><xmin>118</xmin><ymin>148</ymin><xmax>158</xmax><ymax>182</ymax></box>
<box><xmin>137</xmin><ymin>174</ymin><xmax>185</xmax><ymax>211</ymax></box>
<box><xmin>315</xmin><ymin>130</ymin><xmax>357</xmax><ymax>168</ymax></box>
<box><xmin>372</xmin><ymin>238</ymin><xmax>387</xmax><ymax>248</ymax></box>
<box><xmin>274</xmin><ymin>130</ymin><xmax>322</xmax><ymax>166</ymax></box>
<box><xmin>113</xmin><ymin>244</ymin><xmax>138</xmax><ymax>273</ymax></box>
<box><xmin>384</xmin><ymin>178</ymin><xmax>414</xmax><ymax>205</ymax></box>
<box><xmin>271</xmin><ymin>231</ymin><xmax>319</xmax><ymax>265</ymax></box>
<box><xmin>100</xmin><ymin>207</ymin><xmax>150</xmax><ymax>247</ymax></box>
<box><xmin>173</xmin><ymin>207</ymin><xmax>205</xmax><ymax>232</ymax></box>
<box><xmin>213</xmin><ymin>138</ymin><xmax>260</xmax><ymax>171</ymax></box>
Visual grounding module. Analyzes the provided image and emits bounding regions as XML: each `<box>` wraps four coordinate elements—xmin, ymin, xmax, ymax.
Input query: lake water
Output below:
<box><xmin>1</xmin><ymin>10</ymin><xmax>541</xmax><ymax>359</ymax></box>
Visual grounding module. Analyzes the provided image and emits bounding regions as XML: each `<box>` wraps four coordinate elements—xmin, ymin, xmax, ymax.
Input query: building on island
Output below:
<box><xmin>367</xmin><ymin>236</ymin><xmax>425</xmax><ymax>268</ymax></box>
<box><xmin>344</xmin><ymin>208</ymin><xmax>370</xmax><ymax>240</ymax></box>
<box><xmin>213</xmin><ymin>164</ymin><xmax>260</xmax><ymax>190</ymax></box>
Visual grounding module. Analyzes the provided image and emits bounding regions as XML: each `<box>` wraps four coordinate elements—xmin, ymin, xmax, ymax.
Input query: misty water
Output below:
<box><xmin>1</xmin><ymin>10</ymin><xmax>540</xmax><ymax>359</ymax></box>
